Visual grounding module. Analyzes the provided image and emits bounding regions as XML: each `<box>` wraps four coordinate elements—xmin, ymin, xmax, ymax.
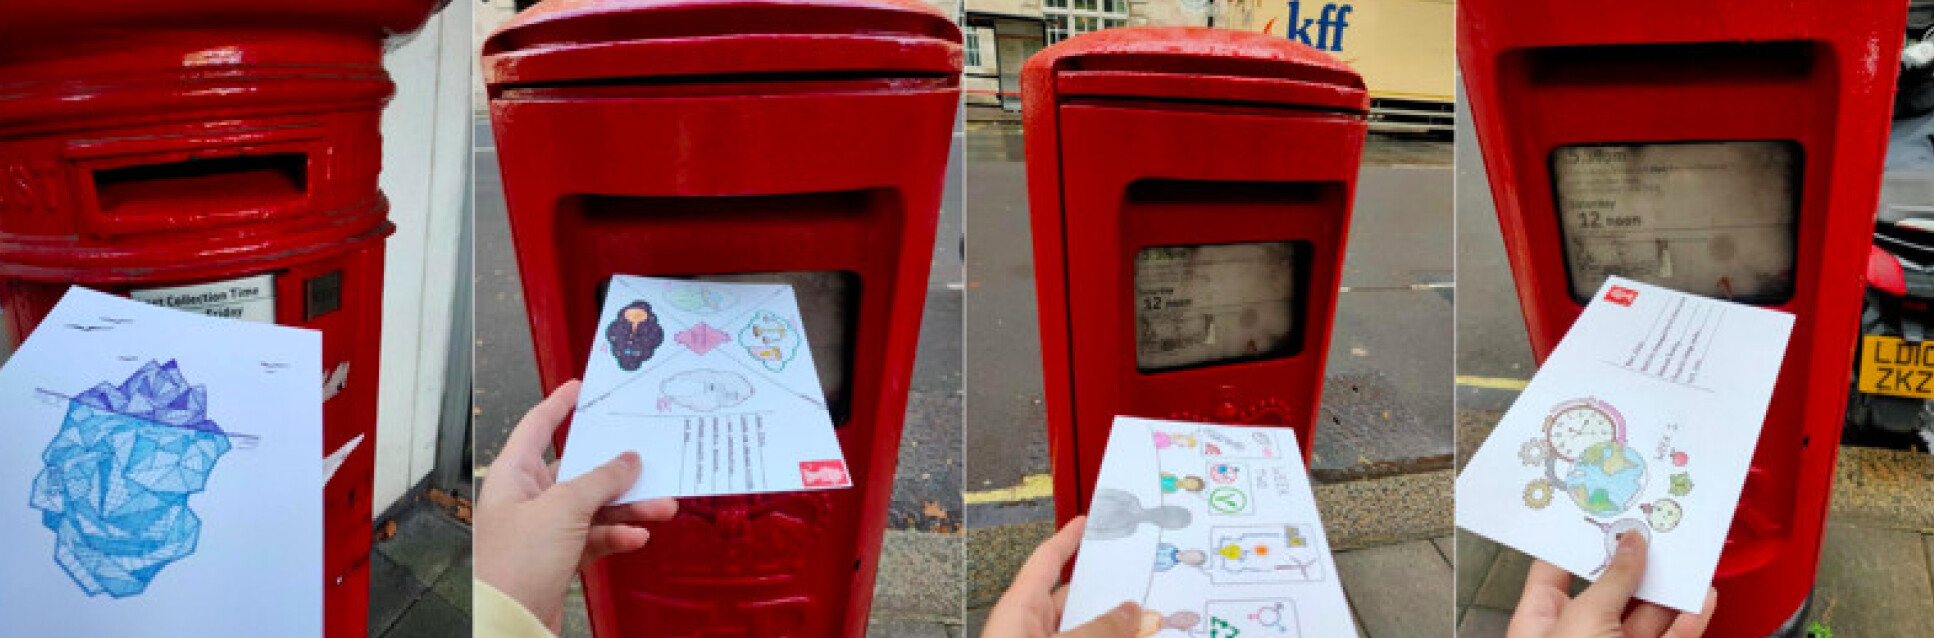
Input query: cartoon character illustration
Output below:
<box><xmin>606</xmin><ymin>300</ymin><xmax>665</xmax><ymax>371</ymax></box>
<box><xmin>1161</xmin><ymin>472</ymin><xmax>1207</xmax><ymax>494</ymax></box>
<box><xmin>1086</xmin><ymin>488</ymin><xmax>1191</xmax><ymax>541</ymax></box>
<box><xmin>656</xmin><ymin>369</ymin><xmax>754</xmax><ymax>412</ymax></box>
<box><xmin>1136</xmin><ymin>610</ymin><xmax>1201</xmax><ymax>637</ymax></box>
<box><xmin>1583</xmin><ymin>517</ymin><xmax>1650</xmax><ymax>576</ymax></box>
<box><xmin>1154</xmin><ymin>543</ymin><xmax>1207</xmax><ymax>572</ymax></box>
<box><xmin>1642</xmin><ymin>499</ymin><xmax>1683</xmax><ymax>532</ymax></box>
<box><xmin>738</xmin><ymin>310</ymin><xmax>801</xmax><ymax>372</ymax></box>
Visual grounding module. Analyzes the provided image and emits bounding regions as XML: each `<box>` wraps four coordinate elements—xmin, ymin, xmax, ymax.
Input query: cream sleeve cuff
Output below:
<box><xmin>475</xmin><ymin>580</ymin><xmax>557</xmax><ymax>638</ymax></box>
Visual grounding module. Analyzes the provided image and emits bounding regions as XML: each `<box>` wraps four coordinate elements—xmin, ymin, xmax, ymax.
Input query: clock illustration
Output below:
<box><xmin>1541</xmin><ymin>398</ymin><xmax>1625</xmax><ymax>462</ymax></box>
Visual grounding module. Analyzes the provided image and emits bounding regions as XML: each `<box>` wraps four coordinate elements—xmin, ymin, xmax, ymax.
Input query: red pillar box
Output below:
<box><xmin>1459</xmin><ymin>1</ymin><xmax>1903</xmax><ymax>634</ymax></box>
<box><xmin>482</xmin><ymin>1</ymin><xmax>960</xmax><ymax>635</ymax></box>
<box><xmin>0</xmin><ymin>3</ymin><xmax>438</xmax><ymax>636</ymax></box>
<box><xmin>1021</xmin><ymin>27</ymin><xmax>1369</xmax><ymax>525</ymax></box>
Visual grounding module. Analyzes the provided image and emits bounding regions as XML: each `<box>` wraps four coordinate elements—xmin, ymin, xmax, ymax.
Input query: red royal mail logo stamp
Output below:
<box><xmin>1605</xmin><ymin>285</ymin><xmax>1638</xmax><ymax>307</ymax></box>
<box><xmin>800</xmin><ymin>460</ymin><xmax>850</xmax><ymax>488</ymax></box>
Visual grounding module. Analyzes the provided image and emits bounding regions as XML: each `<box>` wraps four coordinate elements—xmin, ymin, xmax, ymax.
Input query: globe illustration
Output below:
<box><xmin>1564</xmin><ymin>441</ymin><xmax>1646</xmax><ymax>517</ymax></box>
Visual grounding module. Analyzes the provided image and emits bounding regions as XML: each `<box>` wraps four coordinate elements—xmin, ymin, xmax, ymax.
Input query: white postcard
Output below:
<box><xmin>0</xmin><ymin>287</ymin><xmax>323</xmax><ymax>637</ymax></box>
<box><xmin>555</xmin><ymin>275</ymin><xmax>852</xmax><ymax>503</ymax></box>
<box><xmin>1456</xmin><ymin>276</ymin><xmax>1794</xmax><ymax>612</ymax></box>
<box><xmin>1060</xmin><ymin>417</ymin><xmax>1357</xmax><ymax>638</ymax></box>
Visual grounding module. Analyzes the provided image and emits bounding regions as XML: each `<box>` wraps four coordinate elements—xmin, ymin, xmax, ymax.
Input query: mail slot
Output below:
<box><xmin>0</xmin><ymin>3</ymin><xmax>438</xmax><ymax>636</ymax></box>
<box><xmin>1021</xmin><ymin>27</ymin><xmax>1369</xmax><ymax>525</ymax></box>
<box><xmin>1459</xmin><ymin>0</ymin><xmax>1905</xmax><ymax>634</ymax></box>
<box><xmin>481</xmin><ymin>0</ymin><xmax>961</xmax><ymax>635</ymax></box>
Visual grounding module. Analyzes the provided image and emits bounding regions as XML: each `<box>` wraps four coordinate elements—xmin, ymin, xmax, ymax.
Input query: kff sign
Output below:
<box><xmin>1283</xmin><ymin>1</ymin><xmax>1353</xmax><ymax>52</ymax></box>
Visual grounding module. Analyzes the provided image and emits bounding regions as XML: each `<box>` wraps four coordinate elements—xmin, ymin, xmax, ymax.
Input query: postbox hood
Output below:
<box><xmin>1022</xmin><ymin>26</ymin><xmax>1367</xmax><ymax>112</ymax></box>
<box><xmin>0</xmin><ymin>0</ymin><xmax>441</xmax><ymax>47</ymax></box>
<box><xmin>482</xmin><ymin>0</ymin><xmax>962</xmax><ymax>88</ymax></box>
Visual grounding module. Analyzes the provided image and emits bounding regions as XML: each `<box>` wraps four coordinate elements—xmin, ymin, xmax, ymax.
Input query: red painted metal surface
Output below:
<box><xmin>1460</xmin><ymin>1</ymin><xmax>1903</xmax><ymax>634</ymax></box>
<box><xmin>1021</xmin><ymin>27</ymin><xmax>1369</xmax><ymax>526</ymax></box>
<box><xmin>483</xmin><ymin>1</ymin><xmax>960</xmax><ymax>635</ymax></box>
<box><xmin>0</xmin><ymin>3</ymin><xmax>437</xmax><ymax>637</ymax></box>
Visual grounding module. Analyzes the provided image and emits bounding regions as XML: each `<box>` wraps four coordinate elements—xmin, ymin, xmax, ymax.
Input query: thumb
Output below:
<box><xmin>1573</xmin><ymin>530</ymin><xmax>1648</xmax><ymax>613</ymax></box>
<box><xmin>553</xmin><ymin>451</ymin><xmax>642</xmax><ymax>516</ymax></box>
<box><xmin>1059</xmin><ymin>602</ymin><xmax>1143</xmax><ymax>638</ymax></box>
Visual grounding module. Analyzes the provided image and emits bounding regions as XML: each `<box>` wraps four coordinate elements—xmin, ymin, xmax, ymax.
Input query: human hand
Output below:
<box><xmin>474</xmin><ymin>380</ymin><xmax>680</xmax><ymax>632</ymax></box>
<box><xmin>982</xmin><ymin>516</ymin><xmax>1143</xmax><ymax>638</ymax></box>
<box><xmin>1507</xmin><ymin>532</ymin><xmax>1718</xmax><ymax>638</ymax></box>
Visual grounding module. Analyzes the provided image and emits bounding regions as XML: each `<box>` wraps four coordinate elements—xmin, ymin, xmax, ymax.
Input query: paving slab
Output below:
<box><xmin>871</xmin><ymin>530</ymin><xmax>965</xmax><ymax>623</ymax></box>
<box><xmin>430</xmin><ymin>551</ymin><xmax>472</xmax><ymax>616</ymax></box>
<box><xmin>383</xmin><ymin>593</ymin><xmax>469</xmax><ymax>638</ymax></box>
<box><xmin>375</xmin><ymin>505</ymin><xmax>470</xmax><ymax>591</ymax></box>
<box><xmin>1334</xmin><ymin>540</ymin><xmax>1455</xmax><ymax>637</ymax></box>
<box><xmin>867</xmin><ymin>617</ymin><xmax>955</xmax><ymax>638</ymax></box>
<box><xmin>370</xmin><ymin>551</ymin><xmax>430</xmax><ymax>637</ymax></box>
<box><xmin>1807</xmin><ymin>524</ymin><xmax>1934</xmax><ymax>636</ymax></box>
<box><xmin>1432</xmin><ymin>536</ymin><xmax>1454</xmax><ymax>563</ymax></box>
<box><xmin>1455</xmin><ymin>530</ymin><xmax>1500</xmax><ymax>608</ymax></box>
<box><xmin>1457</xmin><ymin>606</ymin><xmax>1512</xmax><ymax>638</ymax></box>
<box><xmin>1471</xmin><ymin>546</ymin><xmax>1533</xmax><ymax>611</ymax></box>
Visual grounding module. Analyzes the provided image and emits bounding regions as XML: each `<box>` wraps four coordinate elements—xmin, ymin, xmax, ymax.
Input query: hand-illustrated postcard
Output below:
<box><xmin>1456</xmin><ymin>277</ymin><xmax>1794</xmax><ymax>612</ymax></box>
<box><xmin>1060</xmin><ymin>417</ymin><xmax>1356</xmax><ymax>638</ymax></box>
<box><xmin>0</xmin><ymin>287</ymin><xmax>323</xmax><ymax>638</ymax></box>
<box><xmin>555</xmin><ymin>275</ymin><xmax>851</xmax><ymax>503</ymax></box>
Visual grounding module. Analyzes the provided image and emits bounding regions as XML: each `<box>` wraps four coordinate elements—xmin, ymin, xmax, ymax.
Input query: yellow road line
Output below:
<box><xmin>1456</xmin><ymin>375</ymin><xmax>1530</xmax><ymax>391</ymax></box>
<box><xmin>964</xmin><ymin>473</ymin><xmax>1054</xmax><ymax>504</ymax></box>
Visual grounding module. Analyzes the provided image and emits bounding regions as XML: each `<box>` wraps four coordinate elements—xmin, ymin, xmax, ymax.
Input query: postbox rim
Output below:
<box><xmin>1023</xmin><ymin>26</ymin><xmax>1364</xmax><ymax>93</ymax></box>
<box><xmin>0</xmin><ymin>0</ymin><xmax>444</xmax><ymax>45</ymax></box>
<box><xmin>483</xmin><ymin>0</ymin><xmax>962</xmax><ymax>81</ymax></box>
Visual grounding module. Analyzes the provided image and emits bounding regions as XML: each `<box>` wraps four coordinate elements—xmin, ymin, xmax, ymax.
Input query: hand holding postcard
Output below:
<box><xmin>1059</xmin><ymin>417</ymin><xmax>1357</xmax><ymax>638</ymax></box>
<box><xmin>1455</xmin><ymin>277</ymin><xmax>1794</xmax><ymax>612</ymax></box>
<box><xmin>555</xmin><ymin>275</ymin><xmax>852</xmax><ymax>503</ymax></box>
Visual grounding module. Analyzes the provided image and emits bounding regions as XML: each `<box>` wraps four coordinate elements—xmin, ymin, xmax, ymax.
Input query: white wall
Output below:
<box><xmin>374</xmin><ymin>0</ymin><xmax>473</xmax><ymax>516</ymax></box>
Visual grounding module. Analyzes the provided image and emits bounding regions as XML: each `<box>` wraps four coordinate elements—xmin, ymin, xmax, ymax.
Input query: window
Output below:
<box><xmin>965</xmin><ymin>28</ymin><xmax>983</xmax><ymax>68</ymax></box>
<box><xmin>1043</xmin><ymin>0</ymin><xmax>1127</xmax><ymax>43</ymax></box>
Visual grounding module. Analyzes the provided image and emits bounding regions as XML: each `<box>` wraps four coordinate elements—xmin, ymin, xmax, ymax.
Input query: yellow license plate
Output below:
<box><xmin>1857</xmin><ymin>335</ymin><xmax>1934</xmax><ymax>399</ymax></box>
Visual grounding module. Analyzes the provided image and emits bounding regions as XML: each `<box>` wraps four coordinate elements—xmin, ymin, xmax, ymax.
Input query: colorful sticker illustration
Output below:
<box><xmin>606</xmin><ymin>300</ymin><xmax>665</xmax><ymax>371</ymax></box>
<box><xmin>739</xmin><ymin>310</ymin><xmax>800</xmax><ymax>372</ymax></box>
<box><xmin>1202</xmin><ymin>599</ymin><xmax>1301</xmax><ymax>637</ymax></box>
<box><xmin>1208</xmin><ymin>526</ymin><xmax>1323</xmax><ymax>583</ymax></box>
<box><xmin>1207</xmin><ymin>487</ymin><xmax>1250</xmax><ymax>515</ymax></box>
<box><xmin>656</xmin><ymin>369</ymin><xmax>754</xmax><ymax>412</ymax></box>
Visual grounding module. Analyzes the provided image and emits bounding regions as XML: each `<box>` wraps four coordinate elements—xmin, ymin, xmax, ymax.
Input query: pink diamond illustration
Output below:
<box><xmin>676</xmin><ymin>322</ymin><xmax>729</xmax><ymax>356</ymax></box>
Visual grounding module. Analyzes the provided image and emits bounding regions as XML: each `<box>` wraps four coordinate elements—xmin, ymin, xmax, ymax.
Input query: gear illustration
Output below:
<box><xmin>1523</xmin><ymin>479</ymin><xmax>1555</xmax><ymax>509</ymax></box>
<box><xmin>1518</xmin><ymin>438</ymin><xmax>1549</xmax><ymax>466</ymax></box>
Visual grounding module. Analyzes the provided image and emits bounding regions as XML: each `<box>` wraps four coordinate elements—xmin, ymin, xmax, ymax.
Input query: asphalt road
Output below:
<box><xmin>471</xmin><ymin>115</ymin><xmax>965</xmax><ymax>531</ymax></box>
<box><xmin>963</xmin><ymin>121</ymin><xmax>1457</xmax><ymax>525</ymax></box>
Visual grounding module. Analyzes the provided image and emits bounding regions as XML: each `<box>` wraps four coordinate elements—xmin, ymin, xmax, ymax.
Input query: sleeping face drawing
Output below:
<box><xmin>606</xmin><ymin>300</ymin><xmax>665</xmax><ymax>371</ymax></box>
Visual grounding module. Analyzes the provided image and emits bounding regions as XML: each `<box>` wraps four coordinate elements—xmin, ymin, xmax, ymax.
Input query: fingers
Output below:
<box><xmin>595</xmin><ymin>497</ymin><xmax>680</xmax><ymax>524</ymax></box>
<box><xmin>500</xmin><ymin>380</ymin><xmax>581</xmax><ymax>464</ymax></box>
<box><xmin>1661</xmin><ymin>588</ymin><xmax>1718</xmax><ymax>638</ymax></box>
<box><xmin>1057</xmin><ymin>602</ymin><xmax>1141</xmax><ymax>638</ymax></box>
<box><xmin>1621</xmin><ymin>602</ymin><xmax>1677</xmax><ymax>637</ymax></box>
<box><xmin>553</xmin><ymin>450</ymin><xmax>642</xmax><ymax>515</ymax></box>
<box><xmin>1573</xmin><ymin>531</ymin><xmax>1648</xmax><ymax>613</ymax></box>
<box><xmin>582</xmin><ymin>524</ymin><xmax>651</xmax><ymax>564</ymax></box>
<box><xmin>1008</xmin><ymin>517</ymin><xmax>1089</xmax><ymax>601</ymax></box>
